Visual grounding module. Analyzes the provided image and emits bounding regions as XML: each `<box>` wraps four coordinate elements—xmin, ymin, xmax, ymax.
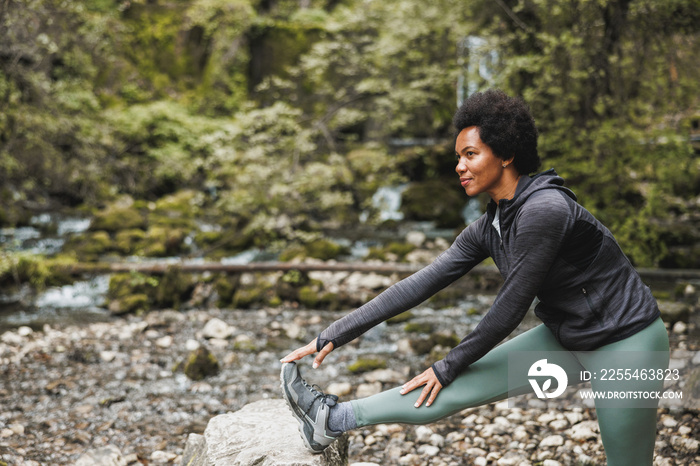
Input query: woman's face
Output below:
<box><xmin>455</xmin><ymin>126</ymin><xmax>511</xmax><ymax>201</ymax></box>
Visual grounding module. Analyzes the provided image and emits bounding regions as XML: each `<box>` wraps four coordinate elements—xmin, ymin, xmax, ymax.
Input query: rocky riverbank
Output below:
<box><xmin>1</xmin><ymin>296</ymin><xmax>698</xmax><ymax>465</ymax></box>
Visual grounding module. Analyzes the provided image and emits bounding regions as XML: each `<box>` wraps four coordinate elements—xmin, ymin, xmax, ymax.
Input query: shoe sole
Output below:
<box><xmin>280</xmin><ymin>363</ymin><xmax>324</xmax><ymax>454</ymax></box>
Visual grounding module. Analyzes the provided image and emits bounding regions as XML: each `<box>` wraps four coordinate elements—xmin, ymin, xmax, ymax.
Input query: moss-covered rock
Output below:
<box><xmin>408</xmin><ymin>332</ymin><xmax>460</xmax><ymax>356</ymax></box>
<box><xmin>347</xmin><ymin>357</ymin><xmax>387</xmax><ymax>374</ymax></box>
<box><xmin>214</xmin><ymin>274</ymin><xmax>239</xmax><ymax>307</ymax></box>
<box><xmin>109</xmin><ymin>293</ymin><xmax>150</xmax><ymax>315</ymax></box>
<box><xmin>0</xmin><ymin>251</ymin><xmax>55</xmax><ymax>289</ymax></box>
<box><xmin>154</xmin><ymin>266</ymin><xmax>194</xmax><ymax>308</ymax></box>
<box><xmin>114</xmin><ymin>229</ymin><xmax>147</xmax><ymax>254</ymax></box>
<box><xmin>657</xmin><ymin>300</ymin><xmax>691</xmax><ymax>325</ymax></box>
<box><xmin>65</xmin><ymin>231</ymin><xmax>113</xmax><ymax>259</ymax></box>
<box><xmin>107</xmin><ymin>272</ymin><xmax>159</xmax><ymax>300</ymax></box>
<box><xmin>431</xmin><ymin>332</ymin><xmax>460</xmax><ymax>348</ymax></box>
<box><xmin>304</xmin><ymin>239</ymin><xmax>349</xmax><ymax>261</ymax></box>
<box><xmin>387</xmin><ymin>311</ymin><xmax>414</xmax><ymax>325</ymax></box>
<box><xmin>409</xmin><ymin>337</ymin><xmax>435</xmax><ymax>355</ymax></box>
<box><xmin>233</xmin><ymin>334</ymin><xmax>257</xmax><ymax>352</ymax></box>
<box><xmin>278</xmin><ymin>244</ymin><xmax>307</xmax><ymax>262</ymax></box>
<box><xmin>404</xmin><ymin>322</ymin><xmax>434</xmax><ymax>333</ymax></box>
<box><xmin>183</xmin><ymin>347</ymin><xmax>220</xmax><ymax>381</ymax></box>
<box><xmin>91</xmin><ymin>206</ymin><xmax>146</xmax><ymax>233</ymax></box>
<box><xmin>278</xmin><ymin>239</ymin><xmax>349</xmax><ymax>262</ymax></box>
<box><xmin>298</xmin><ymin>285</ymin><xmax>320</xmax><ymax>308</ymax></box>
<box><xmin>429</xmin><ymin>345</ymin><xmax>451</xmax><ymax>361</ymax></box>
<box><xmin>142</xmin><ymin>226</ymin><xmax>187</xmax><ymax>257</ymax></box>
<box><xmin>232</xmin><ymin>286</ymin><xmax>267</xmax><ymax>309</ymax></box>
<box><xmin>365</xmin><ymin>241</ymin><xmax>416</xmax><ymax>262</ymax></box>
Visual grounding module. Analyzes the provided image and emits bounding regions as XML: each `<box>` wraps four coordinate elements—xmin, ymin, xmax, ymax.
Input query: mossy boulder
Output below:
<box><xmin>109</xmin><ymin>293</ymin><xmax>149</xmax><ymax>315</ymax></box>
<box><xmin>387</xmin><ymin>311</ymin><xmax>414</xmax><ymax>324</ymax></box>
<box><xmin>298</xmin><ymin>285</ymin><xmax>320</xmax><ymax>308</ymax></box>
<box><xmin>194</xmin><ymin>227</ymin><xmax>256</xmax><ymax>259</ymax></box>
<box><xmin>65</xmin><ymin>231</ymin><xmax>113</xmax><ymax>259</ymax></box>
<box><xmin>142</xmin><ymin>226</ymin><xmax>187</xmax><ymax>257</ymax></box>
<box><xmin>348</xmin><ymin>357</ymin><xmax>387</xmax><ymax>374</ymax></box>
<box><xmin>657</xmin><ymin>300</ymin><xmax>691</xmax><ymax>325</ymax></box>
<box><xmin>409</xmin><ymin>332</ymin><xmax>460</xmax><ymax>355</ymax></box>
<box><xmin>153</xmin><ymin>266</ymin><xmax>194</xmax><ymax>308</ymax></box>
<box><xmin>431</xmin><ymin>332</ymin><xmax>460</xmax><ymax>348</ymax></box>
<box><xmin>214</xmin><ymin>274</ymin><xmax>239</xmax><ymax>307</ymax></box>
<box><xmin>91</xmin><ymin>206</ymin><xmax>146</xmax><ymax>233</ymax></box>
<box><xmin>114</xmin><ymin>229</ymin><xmax>147</xmax><ymax>254</ymax></box>
<box><xmin>404</xmin><ymin>322</ymin><xmax>434</xmax><ymax>333</ymax></box>
<box><xmin>0</xmin><ymin>251</ymin><xmax>60</xmax><ymax>289</ymax></box>
<box><xmin>232</xmin><ymin>286</ymin><xmax>267</xmax><ymax>309</ymax></box>
<box><xmin>279</xmin><ymin>239</ymin><xmax>349</xmax><ymax>262</ymax></box>
<box><xmin>108</xmin><ymin>272</ymin><xmax>158</xmax><ymax>299</ymax></box>
<box><xmin>183</xmin><ymin>347</ymin><xmax>220</xmax><ymax>381</ymax></box>
<box><xmin>107</xmin><ymin>272</ymin><xmax>158</xmax><ymax>314</ymax></box>
<box><xmin>153</xmin><ymin>189</ymin><xmax>202</xmax><ymax>218</ymax></box>
<box><xmin>233</xmin><ymin>334</ymin><xmax>257</xmax><ymax>352</ymax></box>
<box><xmin>304</xmin><ymin>239</ymin><xmax>349</xmax><ymax>260</ymax></box>
<box><xmin>365</xmin><ymin>242</ymin><xmax>416</xmax><ymax>262</ymax></box>
<box><xmin>409</xmin><ymin>338</ymin><xmax>435</xmax><ymax>355</ymax></box>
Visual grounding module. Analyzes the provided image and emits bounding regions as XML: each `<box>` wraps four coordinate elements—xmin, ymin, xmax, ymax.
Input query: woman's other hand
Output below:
<box><xmin>280</xmin><ymin>338</ymin><xmax>335</xmax><ymax>369</ymax></box>
<box><xmin>400</xmin><ymin>367</ymin><xmax>443</xmax><ymax>407</ymax></box>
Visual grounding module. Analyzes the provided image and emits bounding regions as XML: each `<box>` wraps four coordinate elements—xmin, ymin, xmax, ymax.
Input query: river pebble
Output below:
<box><xmin>0</xmin><ymin>302</ymin><xmax>697</xmax><ymax>465</ymax></box>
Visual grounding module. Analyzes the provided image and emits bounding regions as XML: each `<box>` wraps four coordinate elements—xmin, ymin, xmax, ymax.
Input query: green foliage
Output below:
<box><xmin>0</xmin><ymin>0</ymin><xmax>697</xmax><ymax>269</ymax></box>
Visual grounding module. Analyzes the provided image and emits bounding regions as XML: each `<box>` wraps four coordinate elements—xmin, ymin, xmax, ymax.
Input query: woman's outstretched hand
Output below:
<box><xmin>280</xmin><ymin>338</ymin><xmax>335</xmax><ymax>369</ymax></box>
<box><xmin>400</xmin><ymin>367</ymin><xmax>443</xmax><ymax>408</ymax></box>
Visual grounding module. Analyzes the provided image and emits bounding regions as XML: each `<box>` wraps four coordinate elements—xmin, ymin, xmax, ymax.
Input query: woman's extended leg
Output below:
<box><xmin>574</xmin><ymin>317</ymin><xmax>669</xmax><ymax>466</ymax></box>
<box><xmin>351</xmin><ymin>324</ymin><xmax>584</xmax><ymax>427</ymax></box>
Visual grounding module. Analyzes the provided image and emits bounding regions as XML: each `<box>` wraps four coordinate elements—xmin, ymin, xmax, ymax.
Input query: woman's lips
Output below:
<box><xmin>460</xmin><ymin>178</ymin><xmax>472</xmax><ymax>187</ymax></box>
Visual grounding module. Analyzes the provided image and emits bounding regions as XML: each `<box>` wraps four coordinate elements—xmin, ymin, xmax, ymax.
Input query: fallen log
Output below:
<box><xmin>61</xmin><ymin>261</ymin><xmax>700</xmax><ymax>282</ymax></box>
<box><xmin>63</xmin><ymin>261</ymin><xmax>433</xmax><ymax>275</ymax></box>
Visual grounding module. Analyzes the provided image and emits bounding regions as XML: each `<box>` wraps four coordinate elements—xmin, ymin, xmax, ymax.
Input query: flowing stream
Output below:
<box><xmin>0</xmin><ymin>187</ymin><xmax>483</xmax><ymax>332</ymax></box>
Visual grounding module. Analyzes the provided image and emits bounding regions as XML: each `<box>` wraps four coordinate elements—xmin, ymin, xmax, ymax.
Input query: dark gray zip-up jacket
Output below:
<box><xmin>317</xmin><ymin>169</ymin><xmax>660</xmax><ymax>387</ymax></box>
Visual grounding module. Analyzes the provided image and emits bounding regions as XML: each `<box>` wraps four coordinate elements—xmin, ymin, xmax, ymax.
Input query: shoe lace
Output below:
<box><xmin>301</xmin><ymin>379</ymin><xmax>338</xmax><ymax>413</ymax></box>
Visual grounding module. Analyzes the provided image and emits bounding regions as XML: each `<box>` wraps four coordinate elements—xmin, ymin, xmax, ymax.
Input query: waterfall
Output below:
<box><xmin>461</xmin><ymin>197</ymin><xmax>482</xmax><ymax>224</ymax></box>
<box><xmin>361</xmin><ymin>184</ymin><xmax>408</xmax><ymax>223</ymax></box>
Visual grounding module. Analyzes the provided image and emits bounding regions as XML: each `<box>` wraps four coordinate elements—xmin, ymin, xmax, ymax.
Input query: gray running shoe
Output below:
<box><xmin>280</xmin><ymin>362</ymin><xmax>342</xmax><ymax>453</ymax></box>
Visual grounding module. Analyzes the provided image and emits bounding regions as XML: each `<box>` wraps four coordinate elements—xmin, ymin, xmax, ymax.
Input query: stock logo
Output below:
<box><xmin>528</xmin><ymin>359</ymin><xmax>568</xmax><ymax>399</ymax></box>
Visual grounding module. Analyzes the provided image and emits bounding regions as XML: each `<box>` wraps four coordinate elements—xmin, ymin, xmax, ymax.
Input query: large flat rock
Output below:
<box><xmin>181</xmin><ymin>399</ymin><xmax>348</xmax><ymax>466</ymax></box>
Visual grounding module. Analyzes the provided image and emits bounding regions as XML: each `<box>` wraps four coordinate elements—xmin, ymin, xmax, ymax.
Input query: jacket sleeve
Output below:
<box><xmin>432</xmin><ymin>193</ymin><xmax>573</xmax><ymax>387</ymax></box>
<box><xmin>316</xmin><ymin>216</ymin><xmax>490</xmax><ymax>352</ymax></box>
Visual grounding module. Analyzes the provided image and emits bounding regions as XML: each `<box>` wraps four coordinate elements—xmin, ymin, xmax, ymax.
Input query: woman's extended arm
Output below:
<box><xmin>280</xmin><ymin>217</ymin><xmax>490</xmax><ymax>367</ymax></box>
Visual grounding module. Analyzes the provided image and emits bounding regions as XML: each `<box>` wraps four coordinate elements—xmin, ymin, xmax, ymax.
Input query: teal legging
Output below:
<box><xmin>350</xmin><ymin>317</ymin><xmax>669</xmax><ymax>466</ymax></box>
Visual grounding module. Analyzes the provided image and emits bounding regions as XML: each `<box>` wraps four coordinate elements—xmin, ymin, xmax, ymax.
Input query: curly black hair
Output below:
<box><xmin>452</xmin><ymin>89</ymin><xmax>540</xmax><ymax>175</ymax></box>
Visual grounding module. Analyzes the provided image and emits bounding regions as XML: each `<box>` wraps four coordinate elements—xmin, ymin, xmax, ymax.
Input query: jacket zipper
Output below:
<box><xmin>582</xmin><ymin>287</ymin><xmax>604</xmax><ymax>326</ymax></box>
<box><xmin>496</xmin><ymin>206</ymin><xmax>510</xmax><ymax>270</ymax></box>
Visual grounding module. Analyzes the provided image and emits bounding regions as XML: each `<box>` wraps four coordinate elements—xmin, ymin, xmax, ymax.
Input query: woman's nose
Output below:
<box><xmin>455</xmin><ymin>157</ymin><xmax>467</xmax><ymax>174</ymax></box>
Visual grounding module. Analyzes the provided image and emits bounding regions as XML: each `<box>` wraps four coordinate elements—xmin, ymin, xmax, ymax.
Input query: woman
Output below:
<box><xmin>280</xmin><ymin>89</ymin><xmax>669</xmax><ymax>465</ymax></box>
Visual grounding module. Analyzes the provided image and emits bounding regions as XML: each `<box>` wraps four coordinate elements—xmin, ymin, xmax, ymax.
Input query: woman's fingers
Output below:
<box><xmin>280</xmin><ymin>339</ymin><xmax>334</xmax><ymax>368</ymax></box>
<box><xmin>399</xmin><ymin>367</ymin><xmax>443</xmax><ymax>407</ymax></box>
<box><xmin>425</xmin><ymin>382</ymin><xmax>441</xmax><ymax>407</ymax></box>
<box><xmin>312</xmin><ymin>341</ymin><xmax>334</xmax><ymax>368</ymax></box>
<box><xmin>280</xmin><ymin>339</ymin><xmax>317</xmax><ymax>363</ymax></box>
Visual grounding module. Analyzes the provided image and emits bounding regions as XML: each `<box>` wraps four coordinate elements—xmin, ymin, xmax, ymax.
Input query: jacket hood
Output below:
<box><xmin>487</xmin><ymin>168</ymin><xmax>577</xmax><ymax>225</ymax></box>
